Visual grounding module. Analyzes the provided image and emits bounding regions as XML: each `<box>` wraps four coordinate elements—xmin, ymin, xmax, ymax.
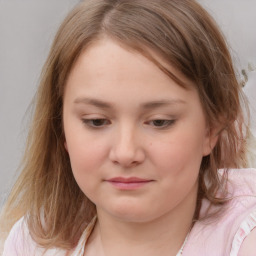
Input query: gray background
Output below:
<box><xmin>0</xmin><ymin>0</ymin><xmax>256</xmax><ymax>207</ymax></box>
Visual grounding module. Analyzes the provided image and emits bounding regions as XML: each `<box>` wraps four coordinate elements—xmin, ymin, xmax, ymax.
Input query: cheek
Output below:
<box><xmin>149</xmin><ymin>131</ymin><xmax>205</xmax><ymax>177</ymax></box>
<box><xmin>67</xmin><ymin>140</ymin><xmax>104</xmax><ymax>172</ymax></box>
<box><xmin>66</xmin><ymin>138</ymin><xmax>108</xmax><ymax>201</ymax></box>
<box><xmin>65</xmin><ymin>130</ymin><xmax>109</xmax><ymax>188</ymax></box>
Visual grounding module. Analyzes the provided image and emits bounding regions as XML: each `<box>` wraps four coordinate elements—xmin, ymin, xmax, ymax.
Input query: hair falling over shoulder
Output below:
<box><xmin>0</xmin><ymin>0</ymin><xmax>253</xmax><ymax>251</ymax></box>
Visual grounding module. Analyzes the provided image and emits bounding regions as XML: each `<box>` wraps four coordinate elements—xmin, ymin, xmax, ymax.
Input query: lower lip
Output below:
<box><xmin>107</xmin><ymin>181</ymin><xmax>153</xmax><ymax>190</ymax></box>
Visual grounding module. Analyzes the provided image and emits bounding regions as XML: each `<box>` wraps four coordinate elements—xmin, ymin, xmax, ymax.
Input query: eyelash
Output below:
<box><xmin>81</xmin><ymin>118</ymin><xmax>176</xmax><ymax>129</ymax></box>
<box><xmin>82</xmin><ymin>118</ymin><xmax>111</xmax><ymax>128</ymax></box>
<box><xmin>146</xmin><ymin>119</ymin><xmax>176</xmax><ymax>128</ymax></box>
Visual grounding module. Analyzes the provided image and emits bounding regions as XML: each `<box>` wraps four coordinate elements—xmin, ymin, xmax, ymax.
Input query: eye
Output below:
<box><xmin>147</xmin><ymin>119</ymin><xmax>176</xmax><ymax>128</ymax></box>
<box><xmin>82</xmin><ymin>118</ymin><xmax>111</xmax><ymax>128</ymax></box>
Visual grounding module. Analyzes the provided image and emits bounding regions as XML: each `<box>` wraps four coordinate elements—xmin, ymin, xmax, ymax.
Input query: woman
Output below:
<box><xmin>1</xmin><ymin>0</ymin><xmax>256</xmax><ymax>255</ymax></box>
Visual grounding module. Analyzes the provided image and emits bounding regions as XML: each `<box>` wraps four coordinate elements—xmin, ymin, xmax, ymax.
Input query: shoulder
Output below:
<box><xmin>183</xmin><ymin>168</ymin><xmax>256</xmax><ymax>255</ymax></box>
<box><xmin>219</xmin><ymin>168</ymin><xmax>256</xmax><ymax>208</ymax></box>
<box><xmin>223</xmin><ymin>168</ymin><xmax>256</xmax><ymax>255</ymax></box>
<box><xmin>2</xmin><ymin>217</ymin><xmax>32</xmax><ymax>255</ymax></box>
<box><xmin>2</xmin><ymin>218</ymin><xmax>64</xmax><ymax>256</ymax></box>
<box><xmin>231</xmin><ymin>209</ymin><xmax>256</xmax><ymax>256</ymax></box>
<box><xmin>223</xmin><ymin>168</ymin><xmax>256</xmax><ymax>196</ymax></box>
<box><xmin>2</xmin><ymin>217</ymin><xmax>93</xmax><ymax>256</ymax></box>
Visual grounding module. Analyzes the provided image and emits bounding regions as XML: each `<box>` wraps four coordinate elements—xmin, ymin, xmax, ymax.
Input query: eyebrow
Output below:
<box><xmin>74</xmin><ymin>98</ymin><xmax>112</xmax><ymax>109</ymax></box>
<box><xmin>141</xmin><ymin>99</ymin><xmax>186</xmax><ymax>109</ymax></box>
<box><xmin>73</xmin><ymin>97</ymin><xmax>186</xmax><ymax>109</ymax></box>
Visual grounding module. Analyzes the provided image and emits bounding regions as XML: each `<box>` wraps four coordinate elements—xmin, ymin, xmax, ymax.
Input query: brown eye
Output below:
<box><xmin>148</xmin><ymin>119</ymin><xmax>176</xmax><ymax>128</ymax></box>
<box><xmin>152</xmin><ymin>120</ymin><xmax>167</xmax><ymax>126</ymax></box>
<box><xmin>82</xmin><ymin>119</ymin><xmax>110</xmax><ymax>127</ymax></box>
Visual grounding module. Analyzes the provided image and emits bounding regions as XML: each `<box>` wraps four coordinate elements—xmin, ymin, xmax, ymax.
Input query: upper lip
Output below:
<box><xmin>106</xmin><ymin>177</ymin><xmax>153</xmax><ymax>183</ymax></box>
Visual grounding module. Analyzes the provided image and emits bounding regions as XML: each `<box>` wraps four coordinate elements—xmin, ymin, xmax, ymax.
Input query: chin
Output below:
<box><xmin>104</xmin><ymin>203</ymin><xmax>163</xmax><ymax>224</ymax></box>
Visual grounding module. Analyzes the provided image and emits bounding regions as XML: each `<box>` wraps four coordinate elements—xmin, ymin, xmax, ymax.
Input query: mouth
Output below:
<box><xmin>105</xmin><ymin>177</ymin><xmax>154</xmax><ymax>190</ymax></box>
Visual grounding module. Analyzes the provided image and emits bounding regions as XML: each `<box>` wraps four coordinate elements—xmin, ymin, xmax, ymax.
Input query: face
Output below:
<box><xmin>63</xmin><ymin>38</ymin><xmax>215</xmax><ymax>223</ymax></box>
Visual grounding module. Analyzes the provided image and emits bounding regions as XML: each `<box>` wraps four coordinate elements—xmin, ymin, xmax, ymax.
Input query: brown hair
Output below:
<box><xmin>0</xmin><ymin>0</ymin><xmax>250</xmax><ymax>251</ymax></box>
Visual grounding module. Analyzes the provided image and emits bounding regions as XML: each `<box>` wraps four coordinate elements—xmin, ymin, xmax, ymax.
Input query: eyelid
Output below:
<box><xmin>81</xmin><ymin>118</ymin><xmax>111</xmax><ymax>128</ymax></box>
<box><xmin>145</xmin><ymin>119</ymin><xmax>176</xmax><ymax>129</ymax></box>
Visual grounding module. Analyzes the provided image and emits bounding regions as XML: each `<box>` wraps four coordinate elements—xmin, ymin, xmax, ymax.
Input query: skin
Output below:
<box><xmin>63</xmin><ymin>37</ymin><xmax>217</xmax><ymax>256</ymax></box>
<box><xmin>239</xmin><ymin>229</ymin><xmax>256</xmax><ymax>256</ymax></box>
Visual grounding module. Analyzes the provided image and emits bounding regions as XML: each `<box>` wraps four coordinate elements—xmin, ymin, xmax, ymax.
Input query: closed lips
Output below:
<box><xmin>106</xmin><ymin>177</ymin><xmax>153</xmax><ymax>183</ymax></box>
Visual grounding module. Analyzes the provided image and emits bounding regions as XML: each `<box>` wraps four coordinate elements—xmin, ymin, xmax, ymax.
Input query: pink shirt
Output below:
<box><xmin>3</xmin><ymin>168</ymin><xmax>256</xmax><ymax>256</ymax></box>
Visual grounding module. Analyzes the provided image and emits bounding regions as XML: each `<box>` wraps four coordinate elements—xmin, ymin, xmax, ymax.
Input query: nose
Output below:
<box><xmin>109</xmin><ymin>125</ymin><xmax>145</xmax><ymax>168</ymax></box>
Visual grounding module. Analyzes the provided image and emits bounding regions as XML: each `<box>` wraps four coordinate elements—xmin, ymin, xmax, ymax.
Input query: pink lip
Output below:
<box><xmin>105</xmin><ymin>177</ymin><xmax>154</xmax><ymax>190</ymax></box>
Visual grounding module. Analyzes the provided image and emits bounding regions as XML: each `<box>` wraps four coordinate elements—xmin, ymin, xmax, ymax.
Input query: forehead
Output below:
<box><xmin>64</xmin><ymin>38</ymin><xmax>199</xmax><ymax>108</ymax></box>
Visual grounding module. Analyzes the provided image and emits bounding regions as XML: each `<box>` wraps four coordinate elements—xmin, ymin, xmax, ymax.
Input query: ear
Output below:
<box><xmin>202</xmin><ymin>126</ymin><xmax>220</xmax><ymax>156</ymax></box>
<box><xmin>64</xmin><ymin>141</ymin><xmax>69</xmax><ymax>153</ymax></box>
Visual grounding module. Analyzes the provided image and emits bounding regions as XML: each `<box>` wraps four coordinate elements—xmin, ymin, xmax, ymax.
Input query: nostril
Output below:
<box><xmin>112</xmin><ymin>160</ymin><xmax>119</xmax><ymax>165</ymax></box>
<box><xmin>108</xmin><ymin>136</ymin><xmax>145</xmax><ymax>167</ymax></box>
<box><xmin>110</xmin><ymin>153</ymin><xmax>142</xmax><ymax>168</ymax></box>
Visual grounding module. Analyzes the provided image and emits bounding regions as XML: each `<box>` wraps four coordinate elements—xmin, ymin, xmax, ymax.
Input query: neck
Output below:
<box><xmin>86</xmin><ymin>186</ymin><xmax>197</xmax><ymax>256</ymax></box>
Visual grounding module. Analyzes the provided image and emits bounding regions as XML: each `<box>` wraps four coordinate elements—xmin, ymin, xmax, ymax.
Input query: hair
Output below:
<box><xmin>0</xmin><ymin>0</ymin><xmax>251</xmax><ymax>251</ymax></box>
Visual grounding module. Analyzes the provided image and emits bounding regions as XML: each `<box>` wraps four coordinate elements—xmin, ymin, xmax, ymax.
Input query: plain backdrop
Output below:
<box><xmin>0</xmin><ymin>0</ymin><xmax>256</xmax><ymax>208</ymax></box>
